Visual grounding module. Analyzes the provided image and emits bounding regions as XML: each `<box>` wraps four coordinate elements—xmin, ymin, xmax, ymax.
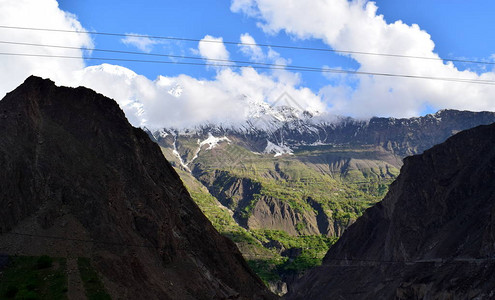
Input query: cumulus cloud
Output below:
<box><xmin>73</xmin><ymin>35</ymin><xmax>325</xmax><ymax>129</ymax></box>
<box><xmin>75</xmin><ymin>62</ymin><xmax>324</xmax><ymax>129</ymax></box>
<box><xmin>231</xmin><ymin>0</ymin><xmax>495</xmax><ymax>117</ymax></box>
<box><xmin>230</xmin><ymin>0</ymin><xmax>259</xmax><ymax>17</ymax></box>
<box><xmin>238</xmin><ymin>33</ymin><xmax>288</xmax><ymax>66</ymax></box>
<box><xmin>239</xmin><ymin>33</ymin><xmax>265</xmax><ymax>62</ymax></box>
<box><xmin>197</xmin><ymin>35</ymin><xmax>230</xmax><ymax>63</ymax></box>
<box><xmin>0</xmin><ymin>1</ymin><xmax>323</xmax><ymax>130</ymax></box>
<box><xmin>121</xmin><ymin>34</ymin><xmax>161</xmax><ymax>53</ymax></box>
<box><xmin>0</xmin><ymin>0</ymin><xmax>93</xmax><ymax>98</ymax></box>
<box><xmin>12</xmin><ymin>0</ymin><xmax>489</xmax><ymax>131</ymax></box>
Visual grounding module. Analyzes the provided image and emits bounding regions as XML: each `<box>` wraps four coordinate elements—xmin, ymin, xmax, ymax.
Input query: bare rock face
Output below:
<box><xmin>248</xmin><ymin>196</ymin><xmax>320</xmax><ymax>236</ymax></box>
<box><xmin>286</xmin><ymin>122</ymin><xmax>495</xmax><ymax>299</ymax></box>
<box><xmin>0</xmin><ymin>76</ymin><xmax>276</xmax><ymax>300</ymax></box>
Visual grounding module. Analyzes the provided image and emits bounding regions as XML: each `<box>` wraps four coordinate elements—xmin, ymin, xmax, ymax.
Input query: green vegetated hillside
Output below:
<box><xmin>160</xmin><ymin>140</ymin><xmax>400</xmax><ymax>292</ymax></box>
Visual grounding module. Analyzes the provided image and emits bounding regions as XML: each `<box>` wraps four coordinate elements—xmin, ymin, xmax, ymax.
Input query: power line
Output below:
<box><xmin>1</xmin><ymin>52</ymin><xmax>494</xmax><ymax>85</ymax></box>
<box><xmin>6</xmin><ymin>40</ymin><xmax>494</xmax><ymax>85</ymax></box>
<box><xmin>1</xmin><ymin>25</ymin><xmax>494</xmax><ymax>66</ymax></box>
<box><xmin>0</xmin><ymin>40</ymin><xmax>317</xmax><ymax>70</ymax></box>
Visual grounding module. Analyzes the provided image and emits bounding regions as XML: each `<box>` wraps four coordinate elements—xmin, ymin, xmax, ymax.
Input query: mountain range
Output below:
<box><xmin>2</xmin><ymin>76</ymin><xmax>495</xmax><ymax>298</ymax></box>
<box><xmin>147</xmin><ymin>105</ymin><xmax>495</xmax><ymax>293</ymax></box>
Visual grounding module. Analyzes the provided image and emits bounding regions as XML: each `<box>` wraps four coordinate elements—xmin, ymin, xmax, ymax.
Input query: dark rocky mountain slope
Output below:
<box><xmin>286</xmin><ymin>122</ymin><xmax>495</xmax><ymax>299</ymax></box>
<box><xmin>0</xmin><ymin>76</ymin><xmax>276</xmax><ymax>299</ymax></box>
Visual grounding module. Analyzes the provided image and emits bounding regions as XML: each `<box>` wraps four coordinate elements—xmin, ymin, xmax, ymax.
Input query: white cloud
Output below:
<box><xmin>230</xmin><ymin>0</ymin><xmax>259</xmax><ymax>17</ymax></box>
<box><xmin>0</xmin><ymin>1</ymin><xmax>325</xmax><ymax>130</ymax></box>
<box><xmin>239</xmin><ymin>33</ymin><xmax>265</xmax><ymax>62</ymax></box>
<box><xmin>238</xmin><ymin>33</ymin><xmax>288</xmax><ymax>66</ymax></box>
<box><xmin>0</xmin><ymin>0</ymin><xmax>93</xmax><ymax>98</ymax></box>
<box><xmin>121</xmin><ymin>34</ymin><xmax>161</xmax><ymax>53</ymax></box>
<box><xmin>198</xmin><ymin>35</ymin><xmax>230</xmax><ymax>63</ymax></box>
<box><xmin>12</xmin><ymin>0</ymin><xmax>493</xmax><ymax>132</ymax></box>
<box><xmin>74</xmin><ymin>33</ymin><xmax>324</xmax><ymax>129</ymax></box>
<box><xmin>231</xmin><ymin>0</ymin><xmax>495</xmax><ymax>117</ymax></box>
<box><xmin>75</xmin><ymin>63</ymin><xmax>324</xmax><ymax>129</ymax></box>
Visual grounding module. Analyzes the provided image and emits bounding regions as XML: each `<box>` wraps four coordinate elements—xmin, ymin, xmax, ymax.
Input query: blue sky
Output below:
<box><xmin>58</xmin><ymin>0</ymin><xmax>495</xmax><ymax>87</ymax></box>
<box><xmin>1</xmin><ymin>0</ymin><xmax>495</xmax><ymax>128</ymax></box>
<box><xmin>376</xmin><ymin>0</ymin><xmax>495</xmax><ymax>62</ymax></box>
<box><xmin>57</xmin><ymin>0</ymin><xmax>350</xmax><ymax>90</ymax></box>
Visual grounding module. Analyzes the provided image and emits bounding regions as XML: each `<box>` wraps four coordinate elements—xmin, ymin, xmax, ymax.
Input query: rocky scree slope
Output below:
<box><xmin>287</xmin><ymin>122</ymin><xmax>495</xmax><ymax>299</ymax></box>
<box><xmin>0</xmin><ymin>76</ymin><xmax>276</xmax><ymax>300</ymax></box>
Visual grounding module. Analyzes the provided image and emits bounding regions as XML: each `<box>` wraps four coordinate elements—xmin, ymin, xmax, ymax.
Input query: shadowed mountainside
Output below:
<box><xmin>0</xmin><ymin>76</ymin><xmax>276</xmax><ymax>300</ymax></box>
<box><xmin>286</xmin><ymin>122</ymin><xmax>495</xmax><ymax>299</ymax></box>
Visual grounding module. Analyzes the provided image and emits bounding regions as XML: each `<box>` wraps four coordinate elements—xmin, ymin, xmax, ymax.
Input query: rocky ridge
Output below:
<box><xmin>0</xmin><ymin>76</ymin><xmax>276</xmax><ymax>300</ymax></box>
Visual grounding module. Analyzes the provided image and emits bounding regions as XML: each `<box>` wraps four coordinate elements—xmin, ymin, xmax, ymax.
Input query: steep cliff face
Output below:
<box><xmin>287</xmin><ymin>122</ymin><xmax>495</xmax><ymax>299</ymax></box>
<box><xmin>0</xmin><ymin>76</ymin><xmax>275</xmax><ymax>300</ymax></box>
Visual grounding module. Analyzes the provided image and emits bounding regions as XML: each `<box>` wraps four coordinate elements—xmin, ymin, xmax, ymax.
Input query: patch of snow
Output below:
<box><xmin>199</xmin><ymin>133</ymin><xmax>231</xmax><ymax>150</ymax></box>
<box><xmin>309</xmin><ymin>140</ymin><xmax>328</xmax><ymax>146</ymax></box>
<box><xmin>172</xmin><ymin>135</ymin><xmax>191</xmax><ymax>172</ymax></box>
<box><xmin>158</xmin><ymin>129</ymin><xmax>169</xmax><ymax>138</ymax></box>
<box><xmin>186</xmin><ymin>133</ymin><xmax>231</xmax><ymax>165</ymax></box>
<box><xmin>152</xmin><ymin>128</ymin><xmax>169</xmax><ymax>140</ymax></box>
<box><xmin>264</xmin><ymin>140</ymin><xmax>293</xmax><ymax>157</ymax></box>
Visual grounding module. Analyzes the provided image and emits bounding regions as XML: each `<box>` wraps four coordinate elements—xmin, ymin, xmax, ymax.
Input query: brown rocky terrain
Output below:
<box><xmin>286</xmin><ymin>122</ymin><xmax>495</xmax><ymax>299</ymax></box>
<box><xmin>0</xmin><ymin>76</ymin><xmax>276</xmax><ymax>300</ymax></box>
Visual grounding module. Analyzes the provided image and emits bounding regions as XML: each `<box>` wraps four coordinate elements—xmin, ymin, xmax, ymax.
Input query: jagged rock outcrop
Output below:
<box><xmin>287</xmin><ymin>122</ymin><xmax>495</xmax><ymax>299</ymax></box>
<box><xmin>0</xmin><ymin>76</ymin><xmax>276</xmax><ymax>300</ymax></box>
